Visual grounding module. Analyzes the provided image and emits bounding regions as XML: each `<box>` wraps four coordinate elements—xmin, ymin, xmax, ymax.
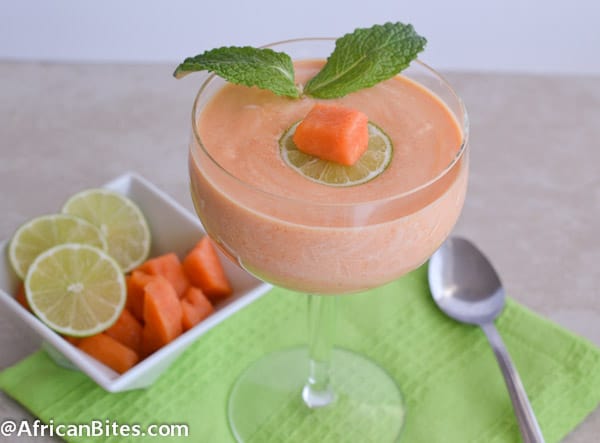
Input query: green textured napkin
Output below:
<box><xmin>1</xmin><ymin>265</ymin><xmax>599</xmax><ymax>442</ymax></box>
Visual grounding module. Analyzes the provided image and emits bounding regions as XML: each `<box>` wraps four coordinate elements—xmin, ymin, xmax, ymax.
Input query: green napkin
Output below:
<box><xmin>1</xmin><ymin>265</ymin><xmax>599</xmax><ymax>442</ymax></box>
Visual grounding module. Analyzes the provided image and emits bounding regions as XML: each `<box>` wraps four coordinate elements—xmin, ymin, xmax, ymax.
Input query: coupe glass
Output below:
<box><xmin>188</xmin><ymin>38</ymin><xmax>469</xmax><ymax>442</ymax></box>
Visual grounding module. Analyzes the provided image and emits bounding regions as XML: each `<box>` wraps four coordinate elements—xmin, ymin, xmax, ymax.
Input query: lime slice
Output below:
<box><xmin>279</xmin><ymin>121</ymin><xmax>393</xmax><ymax>187</ymax></box>
<box><xmin>62</xmin><ymin>189</ymin><xmax>151</xmax><ymax>272</ymax></box>
<box><xmin>25</xmin><ymin>243</ymin><xmax>126</xmax><ymax>337</ymax></box>
<box><xmin>9</xmin><ymin>214</ymin><xmax>107</xmax><ymax>280</ymax></box>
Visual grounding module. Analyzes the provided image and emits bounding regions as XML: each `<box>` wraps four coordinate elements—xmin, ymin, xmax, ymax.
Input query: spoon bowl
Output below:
<box><xmin>428</xmin><ymin>236</ymin><xmax>505</xmax><ymax>325</ymax></box>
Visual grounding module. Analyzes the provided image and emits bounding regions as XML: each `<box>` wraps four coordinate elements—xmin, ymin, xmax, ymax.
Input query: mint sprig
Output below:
<box><xmin>173</xmin><ymin>22</ymin><xmax>426</xmax><ymax>99</ymax></box>
<box><xmin>304</xmin><ymin>23</ymin><xmax>426</xmax><ymax>98</ymax></box>
<box><xmin>173</xmin><ymin>46</ymin><xmax>299</xmax><ymax>98</ymax></box>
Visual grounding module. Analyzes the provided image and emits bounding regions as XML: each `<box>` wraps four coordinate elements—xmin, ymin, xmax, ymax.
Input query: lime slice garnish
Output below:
<box><xmin>62</xmin><ymin>189</ymin><xmax>151</xmax><ymax>272</ymax></box>
<box><xmin>25</xmin><ymin>243</ymin><xmax>126</xmax><ymax>337</ymax></box>
<box><xmin>280</xmin><ymin>121</ymin><xmax>393</xmax><ymax>187</ymax></box>
<box><xmin>9</xmin><ymin>214</ymin><xmax>107</xmax><ymax>280</ymax></box>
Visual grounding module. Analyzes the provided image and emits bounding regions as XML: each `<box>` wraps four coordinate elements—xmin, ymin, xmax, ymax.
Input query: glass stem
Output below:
<box><xmin>302</xmin><ymin>294</ymin><xmax>337</xmax><ymax>408</ymax></box>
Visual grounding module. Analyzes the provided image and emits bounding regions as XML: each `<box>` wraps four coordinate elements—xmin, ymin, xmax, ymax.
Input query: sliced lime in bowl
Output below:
<box><xmin>62</xmin><ymin>189</ymin><xmax>151</xmax><ymax>272</ymax></box>
<box><xmin>9</xmin><ymin>213</ymin><xmax>107</xmax><ymax>279</ymax></box>
<box><xmin>25</xmin><ymin>243</ymin><xmax>126</xmax><ymax>337</ymax></box>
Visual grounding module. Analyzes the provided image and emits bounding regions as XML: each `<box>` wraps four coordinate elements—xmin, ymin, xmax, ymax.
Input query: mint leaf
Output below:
<box><xmin>304</xmin><ymin>22</ymin><xmax>427</xmax><ymax>99</ymax></box>
<box><xmin>174</xmin><ymin>46</ymin><xmax>299</xmax><ymax>98</ymax></box>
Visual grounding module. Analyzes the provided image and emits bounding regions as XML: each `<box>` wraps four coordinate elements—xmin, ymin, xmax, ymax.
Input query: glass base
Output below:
<box><xmin>228</xmin><ymin>347</ymin><xmax>405</xmax><ymax>442</ymax></box>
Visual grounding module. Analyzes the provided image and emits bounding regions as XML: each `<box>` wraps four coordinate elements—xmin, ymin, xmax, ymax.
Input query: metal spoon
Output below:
<box><xmin>428</xmin><ymin>236</ymin><xmax>545</xmax><ymax>443</ymax></box>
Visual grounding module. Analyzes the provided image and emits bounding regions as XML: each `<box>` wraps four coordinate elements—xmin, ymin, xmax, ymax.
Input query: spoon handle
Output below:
<box><xmin>481</xmin><ymin>322</ymin><xmax>545</xmax><ymax>443</ymax></box>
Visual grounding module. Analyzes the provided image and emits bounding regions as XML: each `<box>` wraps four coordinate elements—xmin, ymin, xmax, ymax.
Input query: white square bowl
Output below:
<box><xmin>0</xmin><ymin>172</ymin><xmax>271</xmax><ymax>392</ymax></box>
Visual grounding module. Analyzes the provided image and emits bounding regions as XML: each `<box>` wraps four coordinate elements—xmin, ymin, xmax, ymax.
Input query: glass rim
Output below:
<box><xmin>190</xmin><ymin>37</ymin><xmax>470</xmax><ymax>208</ymax></box>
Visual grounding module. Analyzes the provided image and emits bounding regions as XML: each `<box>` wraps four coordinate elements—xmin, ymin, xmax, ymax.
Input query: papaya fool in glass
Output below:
<box><xmin>184</xmin><ymin>34</ymin><xmax>469</xmax><ymax>441</ymax></box>
<box><xmin>189</xmin><ymin>54</ymin><xmax>468</xmax><ymax>295</ymax></box>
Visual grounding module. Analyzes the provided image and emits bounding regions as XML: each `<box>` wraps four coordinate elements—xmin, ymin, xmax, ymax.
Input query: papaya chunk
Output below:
<box><xmin>14</xmin><ymin>284</ymin><xmax>30</xmax><ymax>311</ymax></box>
<box><xmin>183</xmin><ymin>237</ymin><xmax>233</xmax><ymax>303</ymax></box>
<box><xmin>292</xmin><ymin>103</ymin><xmax>369</xmax><ymax>166</ymax></box>
<box><xmin>78</xmin><ymin>333</ymin><xmax>139</xmax><ymax>374</ymax></box>
<box><xmin>141</xmin><ymin>275</ymin><xmax>183</xmax><ymax>356</ymax></box>
<box><xmin>181</xmin><ymin>287</ymin><xmax>214</xmax><ymax>331</ymax></box>
<box><xmin>104</xmin><ymin>308</ymin><xmax>143</xmax><ymax>356</ymax></box>
<box><xmin>137</xmin><ymin>253</ymin><xmax>190</xmax><ymax>298</ymax></box>
<box><xmin>126</xmin><ymin>271</ymin><xmax>154</xmax><ymax>322</ymax></box>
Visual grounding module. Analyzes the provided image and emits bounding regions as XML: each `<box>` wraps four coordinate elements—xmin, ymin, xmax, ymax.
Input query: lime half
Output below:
<box><xmin>62</xmin><ymin>189</ymin><xmax>151</xmax><ymax>272</ymax></box>
<box><xmin>9</xmin><ymin>214</ymin><xmax>107</xmax><ymax>280</ymax></box>
<box><xmin>280</xmin><ymin>121</ymin><xmax>393</xmax><ymax>187</ymax></box>
<box><xmin>25</xmin><ymin>243</ymin><xmax>126</xmax><ymax>337</ymax></box>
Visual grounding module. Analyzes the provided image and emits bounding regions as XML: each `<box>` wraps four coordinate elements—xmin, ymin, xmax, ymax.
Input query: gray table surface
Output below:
<box><xmin>0</xmin><ymin>62</ymin><xmax>598</xmax><ymax>442</ymax></box>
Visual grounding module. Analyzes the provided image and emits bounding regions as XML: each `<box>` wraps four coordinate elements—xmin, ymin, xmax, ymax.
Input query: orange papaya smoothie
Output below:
<box><xmin>189</xmin><ymin>60</ymin><xmax>468</xmax><ymax>294</ymax></box>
